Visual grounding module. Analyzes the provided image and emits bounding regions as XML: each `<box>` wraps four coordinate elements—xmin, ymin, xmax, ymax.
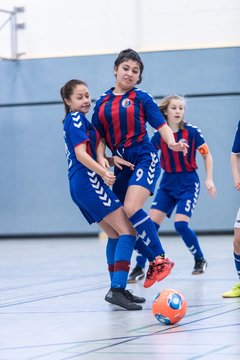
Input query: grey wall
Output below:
<box><xmin>0</xmin><ymin>47</ymin><xmax>239</xmax><ymax>236</ymax></box>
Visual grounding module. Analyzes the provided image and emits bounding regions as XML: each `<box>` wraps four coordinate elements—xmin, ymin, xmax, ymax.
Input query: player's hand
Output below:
<box><xmin>97</xmin><ymin>156</ymin><xmax>110</xmax><ymax>169</ymax></box>
<box><xmin>205</xmin><ymin>179</ymin><xmax>217</xmax><ymax>197</ymax></box>
<box><xmin>112</xmin><ymin>156</ymin><xmax>135</xmax><ymax>170</ymax></box>
<box><xmin>234</xmin><ymin>178</ymin><xmax>240</xmax><ymax>191</ymax></box>
<box><xmin>102</xmin><ymin>170</ymin><xmax>116</xmax><ymax>186</ymax></box>
<box><xmin>168</xmin><ymin>141</ymin><xmax>189</xmax><ymax>155</ymax></box>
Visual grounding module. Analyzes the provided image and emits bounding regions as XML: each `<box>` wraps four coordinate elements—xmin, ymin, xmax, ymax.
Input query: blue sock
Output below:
<box><xmin>136</xmin><ymin>255</ymin><xmax>147</xmax><ymax>268</ymax></box>
<box><xmin>111</xmin><ymin>234</ymin><xmax>136</xmax><ymax>289</ymax></box>
<box><xmin>129</xmin><ymin>209</ymin><xmax>165</xmax><ymax>257</ymax></box>
<box><xmin>234</xmin><ymin>252</ymin><xmax>240</xmax><ymax>280</ymax></box>
<box><xmin>135</xmin><ymin>221</ymin><xmax>160</xmax><ymax>268</ymax></box>
<box><xmin>106</xmin><ymin>237</ymin><xmax>118</xmax><ymax>281</ymax></box>
<box><xmin>174</xmin><ymin>221</ymin><xmax>204</xmax><ymax>259</ymax></box>
<box><xmin>134</xmin><ymin>237</ymin><xmax>155</xmax><ymax>262</ymax></box>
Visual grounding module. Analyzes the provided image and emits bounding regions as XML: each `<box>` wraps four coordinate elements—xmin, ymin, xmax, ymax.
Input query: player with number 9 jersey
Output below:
<box><xmin>92</xmin><ymin>50</ymin><xmax>187</xmax><ymax>288</ymax></box>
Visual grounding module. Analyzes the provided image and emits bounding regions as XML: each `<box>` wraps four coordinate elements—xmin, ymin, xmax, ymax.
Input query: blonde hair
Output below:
<box><xmin>159</xmin><ymin>95</ymin><xmax>186</xmax><ymax>130</ymax></box>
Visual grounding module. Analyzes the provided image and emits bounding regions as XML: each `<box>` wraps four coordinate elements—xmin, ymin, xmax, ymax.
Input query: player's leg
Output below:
<box><xmin>70</xmin><ymin>170</ymin><xmax>143</xmax><ymax>309</ymax></box>
<box><xmin>115</xmin><ymin>158</ymin><xmax>167</xmax><ymax>284</ymax></box>
<box><xmin>124</xmin><ymin>185</ymin><xmax>174</xmax><ymax>287</ymax></box>
<box><xmin>70</xmin><ymin>170</ymin><xmax>121</xmax><ymax>283</ymax></box>
<box><xmin>222</xmin><ymin>209</ymin><xmax>240</xmax><ymax>298</ymax></box>
<box><xmin>125</xmin><ymin>185</ymin><xmax>165</xmax><ymax>257</ymax></box>
<box><xmin>128</xmin><ymin>254</ymin><xmax>147</xmax><ymax>283</ymax></box>
<box><xmin>173</xmin><ymin>173</ymin><xmax>206</xmax><ymax>274</ymax></box>
<box><xmin>127</xmin><ymin>216</ymin><xmax>164</xmax><ymax>284</ymax></box>
<box><xmin>113</xmin><ymin>164</ymin><xmax>151</xmax><ymax>283</ymax></box>
<box><xmin>100</xmin><ymin>207</ymin><xmax>145</xmax><ymax>310</ymax></box>
<box><xmin>122</xmin><ymin>149</ymin><xmax>164</xmax><ymax>256</ymax></box>
<box><xmin>140</xmin><ymin>190</ymin><xmax>175</xmax><ymax>287</ymax></box>
<box><xmin>114</xmin><ymin>147</ymin><xmax>171</xmax><ymax>284</ymax></box>
<box><xmin>113</xmin><ymin>162</ymin><xmax>156</xmax><ymax>269</ymax></box>
<box><xmin>99</xmin><ymin>222</ymin><xmax>119</xmax><ymax>282</ymax></box>
<box><xmin>128</xmin><ymin>220</ymin><xmax>162</xmax><ymax>283</ymax></box>
<box><xmin>100</xmin><ymin>219</ymin><xmax>153</xmax><ymax>288</ymax></box>
<box><xmin>174</xmin><ymin>213</ymin><xmax>207</xmax><ymax>274</ymax></box>
<box><xmin>170</xmin><ymin>172</ymin><xmax>207</xmax><ymax>274</ymax></box>
<box><xmin>233</xmin><ymin>226</ymin><xmax>240</xmax><ymax>283</ymax></box>
<box><xmin>113</xmin><ymin>164</ymin><xmax>155</xmax><ymax>272</ymax></box>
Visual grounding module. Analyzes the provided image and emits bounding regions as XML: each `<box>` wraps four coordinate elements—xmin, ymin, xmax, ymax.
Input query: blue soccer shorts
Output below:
<box><xmin>112</xmin><ymin>142</ymin><xmax>161</xmax><ymax>203</ymax></box>
<box><xmin>151</xmin><ymin>171</ymin><xmax>200</xmax><ymax>218</ymax></box>
<box><xmin>69</xmin><ymin>168</ymin><xmax>122</xmax><ymax>224</ymax></box>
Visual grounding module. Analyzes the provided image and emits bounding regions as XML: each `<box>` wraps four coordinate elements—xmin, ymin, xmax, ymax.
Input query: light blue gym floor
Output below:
<box><xmin>0</xmin><ymin>235</ymin><xmax>239</xmax><ymax>360</ymax></box>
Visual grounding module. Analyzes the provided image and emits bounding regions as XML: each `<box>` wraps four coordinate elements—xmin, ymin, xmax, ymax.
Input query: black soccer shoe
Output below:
<box><xmin>124</xmin><ymin>289</ymin><xmax>146</xmax><ymax>303</ymax></box>
<box><xmin>192</xmin><ymin>258</ymin><xmax>207</xmax><ymax>275</ymax></box>
<box><xmin>127</xmin><ymin>266</ymin><xmax>145</xmax><ymax>283</ymax></box>
<box><xmin>105</xmin><ymin>288</ymin><xmax>142</xmax><ymax>310</ymax></box>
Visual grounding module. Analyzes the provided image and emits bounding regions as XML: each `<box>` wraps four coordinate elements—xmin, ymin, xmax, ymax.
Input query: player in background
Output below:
<box><xmin>61</xmin><ymin>79</ymin><xmax>146</xmax><ymax>310</ymax></box>
<box><xmin>128</xmin><ymin>95</ymin><xmax>216</xmax><ymax>284</ymax></box>
<box><xmin>92</xmin><ymin>49</ymin><xmax>188</xmax><ymax>288</ymax></box>
<box><xmin>222</xmin><ymin>120</ymin><xmax>240</xmax><ymax>298</ymax></box>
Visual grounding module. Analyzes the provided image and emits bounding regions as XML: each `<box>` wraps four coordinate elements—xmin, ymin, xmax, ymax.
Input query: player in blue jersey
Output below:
<box><xmin>222</xmin><ymin>120</ymin><xmax>240</xmax><ymax>298</ymax></box>
<box><xmin>92</xmin><ymin>49</ymin><xmax>188</xmax><ymax>288</ymax></box>
<box><xmin>128</xmin><ymin>95</ymin><xmax>217</xmax><ymax>283</ymax></box>
<box><xmin>61</xmin><ymin>79</ymin><xmax>146</xmax><ymax>310</ymax></box>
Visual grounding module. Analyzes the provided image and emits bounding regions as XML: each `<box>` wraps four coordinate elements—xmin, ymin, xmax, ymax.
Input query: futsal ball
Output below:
<box><xmin>152</xmin><ymin>289</ymin><xmax>187</xmax><ymax>325</ymax></box>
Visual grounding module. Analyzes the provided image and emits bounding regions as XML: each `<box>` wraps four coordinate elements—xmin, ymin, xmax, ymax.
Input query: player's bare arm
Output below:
<box><xmin>159</xmin><ymin>124</ymin><xmax>188</xmax><ymax>155</ymax></box>
<box><xmin>75</xmin><ymin>142</ymin><xmax>116</xmax><ymax>186</ymax></box>
<box><xmin>96</xmin><ymin>137</ymin><xmax>110</xmax><ymax>169</ymax></box>
<box><xmin>198</xmin><ymin>145</ymin><xmax>217</xmax><ymax>197</ymax></box>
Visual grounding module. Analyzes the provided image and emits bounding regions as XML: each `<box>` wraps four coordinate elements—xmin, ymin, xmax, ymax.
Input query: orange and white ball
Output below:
<box><xmin>152</xmin><ymin>289</ymin><xmax>187</xmax><ymax>325</ymax></box>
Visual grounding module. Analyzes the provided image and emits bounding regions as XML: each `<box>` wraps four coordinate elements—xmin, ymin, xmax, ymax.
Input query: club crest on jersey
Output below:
<box><xmin>121</xmin><ymin>98</ymin><xmax>132</xmax><ymax>108</ymax></box>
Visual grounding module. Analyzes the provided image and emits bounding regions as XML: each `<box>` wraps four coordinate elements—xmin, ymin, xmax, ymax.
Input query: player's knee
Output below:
<box><xmin>233</xmin><ymin>238</ymin><xmax>240</xmax><ymax>254</ymax></box>
<box><xmin>233</xmin><ymin>228</ymin><xmax>240</xmax><ymax>253</ymax></box>
<box><xmin>124</xmin><ymin>204</ymin><xmax>139</xmax><ymax>218</ymax></box>
<box><xmin>174</xmin><ymin>221</ymin><xmax>188</xmax><ymax>235</ymax></box>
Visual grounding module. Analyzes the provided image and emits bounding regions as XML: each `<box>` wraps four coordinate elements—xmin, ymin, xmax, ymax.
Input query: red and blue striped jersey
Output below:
<box><xmin>151</xmin><ymin>123</ymin><xmax>205</xmax><ymax>173</ymax></box>
<box><xmin>232</xmin><ymin>120</ymin><xmax>240</xmax><ymax>154</ymax></box>
<box><xmin>91</xmin><ymin>87</ymin><xmax>166</xmax><ymax>152</ymax></box>
<box><xmin>63</xmin><ymin>111</ymin><xmax>100</xmax><ymax>178</ymax></box>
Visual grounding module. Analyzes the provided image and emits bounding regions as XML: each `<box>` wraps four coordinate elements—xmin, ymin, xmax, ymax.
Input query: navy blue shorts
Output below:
<box><xmin>151</xmin><ymin>171</ymin><xmax>200</xmax><ymax>218</ymax></box>
<box><xmin>69</xmin><ymin>169</ymin><xmax>122</xmax><ymax>224</ymax></box>
<box><xmin>112</xmin><ymin>142</ymin><xmax>161</xmax><ymax>203</ymax></box>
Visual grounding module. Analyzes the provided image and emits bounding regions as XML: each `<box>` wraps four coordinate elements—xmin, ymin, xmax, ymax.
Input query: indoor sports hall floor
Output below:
<box><xmin>0</xmin><ymin>235</ymin><xmax>239</xmax><ymax>360</ymax></box>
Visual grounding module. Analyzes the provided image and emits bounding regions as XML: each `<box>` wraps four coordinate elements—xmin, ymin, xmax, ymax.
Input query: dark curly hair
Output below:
<box><xmin>114</xmin><ymin>49</ymin><xmax>144</xmax><ymax>84</ymax></box>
